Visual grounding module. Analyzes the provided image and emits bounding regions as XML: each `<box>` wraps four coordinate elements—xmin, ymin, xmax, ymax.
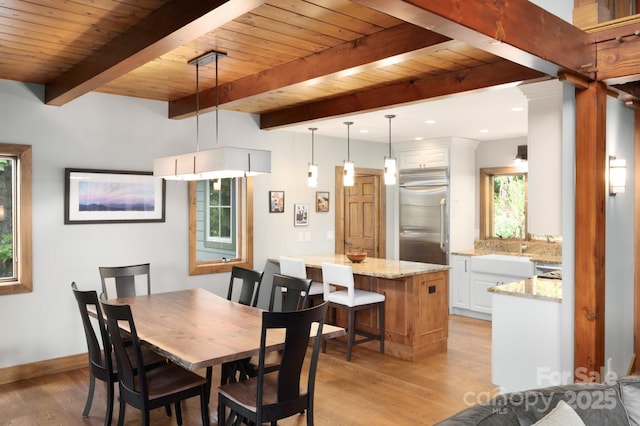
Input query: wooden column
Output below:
<box><xmin>635</xmin><ymin>108</ymin><xmax>640</xmax><ymax>374</ymax></box>
<box><xmin>574</xmin><ymin>82</ymin><xmax>607</xmax><ymax>381</ymax></box>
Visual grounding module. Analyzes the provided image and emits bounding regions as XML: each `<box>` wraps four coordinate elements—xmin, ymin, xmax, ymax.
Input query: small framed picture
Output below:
<box><xmin>294</xmin><ymin>203</ymin><xmax>309</xmax><ymax>226</ymax></box>
<box><xmin>316</xmin><ymin>191</ymin><xmax>329</xmax><ymax>212</ymax></box>
<box><xmin>269</xmin><ymin>190</ymin><xmax>284</xmax><ymax>213</ymax></box>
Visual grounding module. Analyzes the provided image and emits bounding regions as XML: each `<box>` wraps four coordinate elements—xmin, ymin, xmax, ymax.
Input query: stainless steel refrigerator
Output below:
<box><xmin>399</xmin><ymin>168</ymin><xmax>449</xmax><ymax>265</ymax></box>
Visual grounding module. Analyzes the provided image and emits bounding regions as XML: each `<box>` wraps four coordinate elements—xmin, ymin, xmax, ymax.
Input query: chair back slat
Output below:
<box><xmin>99</xmin><ymin>263</ymin><xmax>151</xmax><ymax>299</ymax></box>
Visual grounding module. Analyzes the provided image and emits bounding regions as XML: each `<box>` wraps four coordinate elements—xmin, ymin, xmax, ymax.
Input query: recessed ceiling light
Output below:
<box><xmin>512</xmin><ymin>106</ymin><xmax>525</xmax><ymax>112</ymax></box>
<box><xmin>414</xmin><ymin>137</ymin><xmax>423</xmax><ymax>141</ymax></box>
<box><xmin>480</xmin><ymin>129</ymin><xmax>489</xmax><ymax>133</ymax></box>
<box><xmin>425</xmin><ymin>119</ymin><xmax>436</xmax><ymax>124</ymax></box>
<box><xmin>359</xmin><ymin>129</ymin><xmax>368</xmax><ymax>134</ymax></box>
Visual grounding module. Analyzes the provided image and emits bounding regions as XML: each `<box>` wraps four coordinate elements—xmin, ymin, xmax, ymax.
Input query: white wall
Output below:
<box><xmin>605</xmin><ymin>97</ymin><xmax>635</xmax><ymax>377</ymax></box>
<box><xmin>0</xmin><ymin>79</ymin><xmax>388</xmax><ymax>368</ymax></box>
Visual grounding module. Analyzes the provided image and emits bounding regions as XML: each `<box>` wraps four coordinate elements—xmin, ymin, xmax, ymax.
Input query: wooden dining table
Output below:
<box><xmin>102</xmin><ymin>287</ymin><xmax>345</xmax><ymax>372</ymax></box>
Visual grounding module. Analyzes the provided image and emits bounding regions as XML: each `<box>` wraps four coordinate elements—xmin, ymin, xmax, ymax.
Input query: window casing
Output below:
<box><xmin>0</xmin><ymin>143</ymin><xmax>32</xmax><ymax>295</ymax></box>
<box><xmin>479</xmin><ymin>166</ymin><xmax>528</xmax><ymax>240</ymax></box>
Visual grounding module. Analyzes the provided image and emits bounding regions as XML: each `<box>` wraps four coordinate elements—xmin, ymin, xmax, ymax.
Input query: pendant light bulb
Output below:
<box><xmin>384</xmin><ymin>114</ymin><xmax>397</xmax><ymax>185</ymax></box>
<box><xmin>343</xmin><ymin>121</ymin><xmax>354</xmax><ymax>187</ymax></box>
<box><xmin>308</xmin><ymin>127</ymin><xmax>318</xmax><ymax>187</ymax></box>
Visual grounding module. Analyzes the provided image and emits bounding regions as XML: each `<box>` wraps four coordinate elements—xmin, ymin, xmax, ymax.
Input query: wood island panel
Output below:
<box><xmin>295</xmin><ymin>254</ymin><xmax>450</xmax><ymax>361</ymax></box>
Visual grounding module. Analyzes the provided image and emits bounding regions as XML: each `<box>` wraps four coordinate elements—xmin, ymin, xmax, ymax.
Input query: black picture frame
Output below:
<box><xmin>269</xmin><ymin>190</ymin><xmax>285</xmax><ymax>213</ymax></box>
<box><xmin>64</xmin><ymin>168</ymin><xmax>166</xmax><ymax>224</ymax></box>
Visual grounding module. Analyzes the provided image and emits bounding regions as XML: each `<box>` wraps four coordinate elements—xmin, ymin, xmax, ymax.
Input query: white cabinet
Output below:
<box><xmin>451</xmin><ymin>255</ymin><xmax>535</xmax><ymax>320</ymax></box>
<box><xmin>450</xmin><ymin>255</ymin><xmax>470</xmax><ymax>310</ymax></box>
<box><xmin>398</xmin><ymin>147</ymin><xmax>448</xmax><ymax>169</ymax></box>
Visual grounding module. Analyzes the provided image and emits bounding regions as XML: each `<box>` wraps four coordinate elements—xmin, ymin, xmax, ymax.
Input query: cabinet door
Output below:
<box><xmin>450</xmin><ymin>255</ymin><xmax>470</xmax><ymax>309</ymax></box>
<box><xmin>399</xmin><ymin>148</ymin><xmax>449</xmax><ymax>169</ymax></box>
<box><xmin>470</xmin><ymin>273</ymin><xmax>499</xmax><ymax>314</ymax></box>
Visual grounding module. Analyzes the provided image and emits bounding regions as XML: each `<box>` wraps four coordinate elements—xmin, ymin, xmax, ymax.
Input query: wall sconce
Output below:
<box><xmin>609</xmin><ymin>155</ymin><xmax>626</xmax><ymax>195</ymax></box>
<box><xmin>307</xmin><ymin>127</ymin><xmax>318</xmax><ymax>187</ymax></box>
<box><xmin>514</xmin><ymin>145</ymin><xmax>527</xmax><ymax>163</ymax></box>
<box><xmin>343</xmin><ymin>121</ymin><xmax>354</xmax><ymax>187</ymax></box>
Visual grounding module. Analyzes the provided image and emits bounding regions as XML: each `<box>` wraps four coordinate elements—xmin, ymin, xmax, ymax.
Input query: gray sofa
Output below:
<box><xmin>435</xmin><ymin>376</ymin><xmax>640</xmax><ymax>425</ymax></box>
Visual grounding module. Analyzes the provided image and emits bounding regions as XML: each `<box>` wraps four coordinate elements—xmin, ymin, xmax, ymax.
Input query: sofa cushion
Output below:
<box><xmin>433</xmin><ymin>401</ymin><xmax>519</xmax><ymax>425</ymax></box>
<box><xmin>533</xmin><ymin>400</ymin><xmax>585</xmax><ymax>425</ymax></box>
<box><xmin>619</xmin><ymin>376</ymin><xmax>640</xmax><ymax>426</ymax></box>
<box><xmin>507</xmin><ymin>382</ymin><xmax>628</xmax><ymax>425</ymax></box>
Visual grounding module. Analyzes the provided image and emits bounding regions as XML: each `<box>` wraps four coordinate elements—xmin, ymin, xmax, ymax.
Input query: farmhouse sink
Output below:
<box><xmin>471</xmin><ymin>254</ymin><xmax>535</xmax><ymax>277</ymax></box>
<box><xmin>476</xmin><ymin>254</ymin><xmax>531</xmax><ymax>262</ymax></box>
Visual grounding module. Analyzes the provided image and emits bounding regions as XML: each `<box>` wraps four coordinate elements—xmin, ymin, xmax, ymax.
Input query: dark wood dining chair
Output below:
<box><xmin>70</xmin><ymin>282</ymin><xmax>166</xmax><ymax>426</ymax></box>
<box><xmin>99</xmin><ymin>262</ymin><xmax>151</xmax><ymax>299</ymax></box>
<box><xmin>321</xmin><ymin>262</ymin><xmax>385</xmax><ymax>361</ymax></box>
<box><xmin>101</xmin><ymin>300</ymin><xmax>210</xmax><ymax>426</ymax></box>
<box><xmin>218</xmin><ymin>301</ymin><xmax>328</xmax><ymax>426</ymax></box>
<box><xmin>220</xmin><ymin>265</ymin><xmax>265</xmax><ymax>385</ymax></box>
<box><xmin>269</xmin><ymin>272</ymin><xmax>312</xmax><ymax>312</ymax></box>
<box><xmin>227</xmin><ymin>265</ymin><xmax>264</xmax><ymax>307</ymax></box>
<box><xmin>246</xmin><ymin>273</ymin><xmax>313</xmax><ymax>377</ymax></box>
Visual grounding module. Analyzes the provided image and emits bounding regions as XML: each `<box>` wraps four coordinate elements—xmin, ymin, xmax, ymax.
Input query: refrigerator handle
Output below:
<box><xmin>440</xmin><ymin>198</ymin><xmax>446</xmax><ymax>252</ymax></box>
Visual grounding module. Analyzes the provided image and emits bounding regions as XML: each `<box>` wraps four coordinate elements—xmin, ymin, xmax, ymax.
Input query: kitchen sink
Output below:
<box><xmin>476</xmin><ymin>254</ymin><xmax>531</xmax><ymax>262</ymax></box>
<box><xmin>471</xmin><ymin>254</ymin><xmax>535</xmax><ymax>277</ymax></box>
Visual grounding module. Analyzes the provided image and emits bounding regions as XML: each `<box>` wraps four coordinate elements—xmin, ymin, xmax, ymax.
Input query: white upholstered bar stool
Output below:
<box><xmin>279</xmin><ymin>256</ymin><xmax>324</xmax><ymax>306</ymax></box>
<box><xmin>321</xmin><ymin>262</ymin><xmax>385</xmax><ymax>361</ymax></box>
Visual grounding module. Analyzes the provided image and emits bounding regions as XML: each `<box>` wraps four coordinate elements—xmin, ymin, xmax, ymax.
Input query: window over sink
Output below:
<box><xmin>479</xmin><ymin>166</ymin><xmax>527</xmax><ymax>240</ymax></box>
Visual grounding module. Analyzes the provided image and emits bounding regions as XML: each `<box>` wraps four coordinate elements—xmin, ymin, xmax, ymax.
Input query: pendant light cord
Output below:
<box><xmin>215</xmin><ymin>54</ymin><xmax>219</xmax><ymax>146</ymax></box>
<box><xmin>196</xmin><ymin>63</ymin><xmax>200</xmax><ymax>152</ymax></box>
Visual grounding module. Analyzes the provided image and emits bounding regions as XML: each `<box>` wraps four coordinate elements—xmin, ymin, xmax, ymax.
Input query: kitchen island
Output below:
<box><xmin>489</xmin><ymin>276</ymin><xmax>562</xmax><ymax>392</ymax></box>
<box><xmin>289</xmin><ymin>254</ymin><xmax>450</xmax><ymax>361</ymax></box>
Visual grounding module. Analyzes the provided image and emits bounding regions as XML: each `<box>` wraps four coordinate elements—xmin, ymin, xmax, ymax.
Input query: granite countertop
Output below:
<box><xmin>281</xmin><ymin>254</ymin><xmax>450</xmax><ymax>279</ymax></box>
<box><xmin>488</xmin><ymin>276</ymin><xmax>562</xmax><ymax>303</ymax></box>
<box><xmin>451</xmin><ymin>249</ymin><xmax>561</xmax><ymax>265</ymax></box>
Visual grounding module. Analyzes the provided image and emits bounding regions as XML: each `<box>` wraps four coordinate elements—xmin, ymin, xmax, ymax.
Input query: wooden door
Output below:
<box><xmin>335</xmin><ymin>167</ymin><xmax>386</xmax><ymax>258</ymax></box>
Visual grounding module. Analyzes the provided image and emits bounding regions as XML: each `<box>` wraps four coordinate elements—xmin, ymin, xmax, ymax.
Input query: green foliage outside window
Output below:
<box><xmin>209</xmin><ymin>178</ymin><xmax>232</xmax><ymax>240</ymax></box>
<box><xmin>493</xmin><ymin>175</ymin><xmax>526</xmax><ymax>239</ymax></box>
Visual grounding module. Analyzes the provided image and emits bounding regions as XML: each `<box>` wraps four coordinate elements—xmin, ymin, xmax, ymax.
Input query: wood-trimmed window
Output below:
<box><xmin>479</xmin><ymin>166</ymin><xmax>528</xmax><ymax>240</ymax></box>
<box><xmin>0</xmin><ymin>143</ymin><xmax>32</xmax><ymax>295</ymax></box>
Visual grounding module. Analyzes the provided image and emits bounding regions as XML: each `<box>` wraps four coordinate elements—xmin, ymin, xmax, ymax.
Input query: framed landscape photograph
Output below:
<box><xmin>294</xmin><ymin>203</ymin><xmax>309</xmax><ymax>226</ymax></box>
<box><xmin>269</xmin><ymin>190</ymin><xmax>285</xmax><ymax>213</ymax></box>
<box><xmin>316</xmin><ymin>191</ymin><xmax>329</xmax><ymax>212</ymax></box>
<box><xmin>64</xmin><ymin>168</ymin><xmax>165</xmax><ymax>224</ymax></box>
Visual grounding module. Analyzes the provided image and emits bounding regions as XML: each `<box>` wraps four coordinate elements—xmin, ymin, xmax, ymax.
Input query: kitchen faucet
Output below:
<box><xmin>516</xmin><ymin>225</ymin><xmax>527</xmax><ymax>255</ymax></box>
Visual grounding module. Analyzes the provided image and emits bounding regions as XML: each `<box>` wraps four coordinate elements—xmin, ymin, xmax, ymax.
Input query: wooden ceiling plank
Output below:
<box><xmin>350</xmin><ymin>0</ymin><xmax>594</xmax><ymax>80</ymax></box>
<box><xmin>306</xmin><ymin>0</ymin><xmax>402</xmax><ymax>28</ymax></box>
<box><xmin>169</xmin><ymin>23</ymin><xmax>451</xmax><ymax>118</ymax></box>
<box><xmin>251</xmin><ymin>4</ymin><xmax>364</xmax><ymax>41</ymax></box>
<box><xmin>44</xmin><ymin>0</ymin><xmax>268</xmax><ymax>106</ymax></box>
<box><xmin>259</xmin><ymin>60</ymin><xmax>545</xmax><ymax>129</ymax></box>
<box><xmin>267</xmin><ymin>0</ymin><xmax>384</xmax><ymax>35</ymax></box>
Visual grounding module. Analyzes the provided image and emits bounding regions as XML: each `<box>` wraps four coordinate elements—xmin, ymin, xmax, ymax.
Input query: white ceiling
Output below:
<box><xmin>280</xmin><ymin>84</ymin><xmax>529</xmax><ymax>144</ymax></box>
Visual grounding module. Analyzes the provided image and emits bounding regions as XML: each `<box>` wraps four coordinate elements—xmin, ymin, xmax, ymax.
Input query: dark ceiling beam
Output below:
<box><xmin>168</xmin><ymin>23</ymin><xmax>451</xmax><ymax>119</ymax></box>
<box><xmin>350</xmin><ymin>0</ymin><xmax>595</xmax><ymax>80</ymax></box>
<box><xmin>44</xmin><ymin>0</ymin><xmax>266</xmax><ymax>106</ymax></box>
<box><xmin>260</xmin><ymin>60</ymin><xmax>546</xmax><ymax>129</ymax></box>
<box><xmin>592</xmin><ymin>22</ymin><xmax>640</xmax><ymax>84</ymax></box>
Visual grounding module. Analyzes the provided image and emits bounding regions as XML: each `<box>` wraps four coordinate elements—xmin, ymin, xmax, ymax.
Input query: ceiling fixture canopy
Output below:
<box><xmin>154</xmin><ymin>50</ymin><xmax>271</xmax><ymax>181</ymax></box>
<box><xmin>384</xmin><ymin>114</ymin><xmax>397</xmax><ymax>185</ymax></box>
<box><xmin>308</xmin><ymin>127</ymin><xmax>318</xmax><ymax>187</ymax></box>
<box><xmin>343</xmin><ymin>121</ymin><xmax>354</xmax><ymax>187</ymax></box>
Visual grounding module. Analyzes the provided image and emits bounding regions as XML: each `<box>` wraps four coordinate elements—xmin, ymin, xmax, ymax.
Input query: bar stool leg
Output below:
<box><xmin>347</xmin><ymin>309</ymin><xmax>355</xmax><ymax>361</ymax></box>
<box><xmin>379</xmin><ymin>302</ymin><xmax>385</xmax><ymax>354</ymax></box>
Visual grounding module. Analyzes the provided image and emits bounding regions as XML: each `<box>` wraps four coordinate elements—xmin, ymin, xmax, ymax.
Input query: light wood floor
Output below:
<box><xmin>0</xmin><ymin>315</ymin><xmax>495</xmax><ymax>425</ymax></box>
